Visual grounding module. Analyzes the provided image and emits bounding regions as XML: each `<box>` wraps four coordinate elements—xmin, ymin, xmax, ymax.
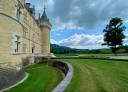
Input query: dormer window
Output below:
<box><xmin>16</xmin><ymin>2</ymin><xmax>22</xmax><ymax>21</ymax></box>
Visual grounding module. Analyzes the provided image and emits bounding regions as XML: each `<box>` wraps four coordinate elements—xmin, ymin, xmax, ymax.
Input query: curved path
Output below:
<box><xmin>109</xmin><ymin>56</ymin><xmax>128</xmax><ymax>60</ymax></box>
<box><xmin>52</xmin><ymin>63</ymin><xmax>73</xmax><ymax>92</ymax></box>
<box><xmin>0</xmin><ymin>73</ymin><xmax>29</xmax><ymax>92</ymax></box>
<box><xmin>6</xmin><ymin>63</ymin><xmax>62</xmax><ymax>92</ymax></box>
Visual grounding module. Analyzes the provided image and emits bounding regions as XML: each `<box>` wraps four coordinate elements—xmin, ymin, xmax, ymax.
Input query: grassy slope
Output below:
<box><xmin>6</xmin><ymin>63</ymin><xmax>62</xmax><ymax>92</ymax></box>
<box><xmin>64</xmin><ymin>59</ymin><xmax>128</xmax><ymax>92</ymax></box>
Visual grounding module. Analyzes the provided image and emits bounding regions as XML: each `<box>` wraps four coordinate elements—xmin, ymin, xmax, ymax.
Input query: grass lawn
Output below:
<box><xmin>6</xmin><ymin>63</ymin><xmax>63</xmax><ymax>92</ymax></box>
<box><xmin>63</xmin><ymin>59</ymin><xmax>128</xmax><ymax>92</ymax></box>
<box><xmin>55</xmin><ymin>54</ymin><xmax>128</xmax><ymax>58</ymax></box>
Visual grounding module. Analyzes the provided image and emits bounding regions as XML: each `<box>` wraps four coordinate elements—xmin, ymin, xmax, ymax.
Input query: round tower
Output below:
<box><xmin>40</xmin><ymin>8</ymin><xmax>52</xmax><ymax>55</ymax></box>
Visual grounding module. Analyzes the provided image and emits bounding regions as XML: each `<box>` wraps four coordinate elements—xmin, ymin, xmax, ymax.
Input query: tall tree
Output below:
<box><xmin>102</xmin><ymin>17</ymin><xmax>126</xmax><ymax>54</ymax></box>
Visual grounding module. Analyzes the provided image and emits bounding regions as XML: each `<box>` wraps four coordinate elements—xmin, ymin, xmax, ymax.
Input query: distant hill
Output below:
<box><xmin>50</xmin><ymin>44</ymin><xmax>74</xmax><ymax>54</ymax></box>
<box><xmin>50</xmin><ymin>44</ymin><xmax>113</xmax><ymax>54</ymax></box>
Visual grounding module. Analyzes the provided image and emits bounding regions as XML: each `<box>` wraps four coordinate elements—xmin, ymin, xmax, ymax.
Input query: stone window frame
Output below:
<box><xmin>23</xmin><ymin>43</ymin><xmax>27</xmax><ymax>53</ymax></box>
<box><xmin>11</xmin><ymin>32</ymin><xmax>22</xmax><ymax>55</ymax></box>
<box><xmin>23</xmin><ymin>10</ymin><xmax>28</xmax><ymax>23</ymax></box>
<box><xmin>23</xmin><ymin>26</ymin><xmax>28</xmax><ymax>38</ymax></box>
<box><xmin>15</xmin><ymin>0</ymin><xmax>23</xmax><ymax>22</ymax></box>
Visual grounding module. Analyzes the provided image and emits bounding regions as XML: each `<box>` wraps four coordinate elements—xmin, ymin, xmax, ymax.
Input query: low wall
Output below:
<box><xmin>48</xmin><ymin>60</ymin><xmax>73</xmax><ymax>92</ymax></box>
<box><xmin>48</xmin><ymin>60</ymin><xmax>69</xmax><ymax>75</ymax></box>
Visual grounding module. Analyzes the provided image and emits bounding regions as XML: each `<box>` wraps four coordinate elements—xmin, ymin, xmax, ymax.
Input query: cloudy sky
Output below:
<box><xmin>28</xmin><ymin>0</ymin><xmax>128</xmax><ymax>49</ymax></box>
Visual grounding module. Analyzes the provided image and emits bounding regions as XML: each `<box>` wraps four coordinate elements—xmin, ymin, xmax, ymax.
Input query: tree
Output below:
<box><xmin>102</xmin><ymin>17</ymin><xmax>126</xmax><ymax>54</ymax></box>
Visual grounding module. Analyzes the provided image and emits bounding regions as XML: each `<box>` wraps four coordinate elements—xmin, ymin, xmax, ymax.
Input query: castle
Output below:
<box><xmin>0</xmin><ymin>0</ymin><xmax>52</xmax><ymax>65</ymax></box>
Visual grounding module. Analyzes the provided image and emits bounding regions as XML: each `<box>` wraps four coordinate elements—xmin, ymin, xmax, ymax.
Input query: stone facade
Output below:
<box><xmin>0</xmin><ymin>0</ymin><xmax>52</xmax><ymax>64</ymax></box>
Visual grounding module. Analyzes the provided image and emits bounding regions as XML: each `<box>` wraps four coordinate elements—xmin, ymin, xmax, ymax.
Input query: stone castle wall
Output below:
<box><xmin>0</xmin><ymin>0</ymin><xmax>46</xmax><ymax>64</ymax></box>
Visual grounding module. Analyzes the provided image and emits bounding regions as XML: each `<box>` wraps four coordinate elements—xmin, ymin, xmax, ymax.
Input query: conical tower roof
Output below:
<box><xmin>40</xmin><ymin>8</ymin><xmax>49</xmax><ymax>22</ymax></box>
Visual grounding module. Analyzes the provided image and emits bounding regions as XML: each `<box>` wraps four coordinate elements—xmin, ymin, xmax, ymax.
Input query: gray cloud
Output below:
<box><xmin>28</xmin><ymin>0</ymin><xmax>128</xmax><ymax>29</ymax></box>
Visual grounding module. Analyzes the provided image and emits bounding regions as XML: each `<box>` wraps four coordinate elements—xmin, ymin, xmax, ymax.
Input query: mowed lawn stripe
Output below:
<box><xmin>63</xmin><ymin>59</ymin><xmax>128</xmax><ymax>92</ymax></box>
<box><xmin>65</xmin><ymin>61</ymin><xmax>99</xmax><ymax>92</ymax></box>
<box><xmin>6</xmin><ymin>63</ymin><xmax>63</xmax><ymax>92</ymax></box>
<box><xmin>83</xmin><ymin>60</ymin><xmax>128</xmax><ymax>92</ymax></box>
<box><xmin>83</xmin><ymin>63</ymin><xmax>121</xmax><ymax>92</ymax></box>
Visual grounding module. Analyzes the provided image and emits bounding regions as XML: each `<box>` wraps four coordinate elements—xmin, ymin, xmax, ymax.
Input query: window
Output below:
<box><xmin>32</xmin><ymin>33</ymin><xmax>35</xmax><ymax>53</ymax></box>
<box><xmin>23</xmin><ymin>27</ymin><xmax>28</xmax><ymax>38</ymax></box>
<box><xmin>15</xmin><ymin>35</ymin><xmax>20</xmax><ymax>53</ymax></box>
<box><xmin>32</xmin><ymin>46</ymin><xmax>35</xmax><ymax>53</ymax></box>
<box><xmin>16</xmin><ymin>2</ymin><xmax>22</xmax><ymax>21</ymax></box>
<box><xmin>23</xmin><ymin>43</ymin><xmax>27</xmax><ymax>53</ymax></box>
<box><xmin>24</xmin><ymin>11</ymin><xmax>27</xmax><ymax>22</ymax></box>
<box><xmin>12</xmin><ymin>33</ymin><xmax>21</xmax><ymax>54</ymax></box>
<box><xmin>23</xmin><ymin>30</ymin><xmax>27</xmax><ymax>38</ymax></box>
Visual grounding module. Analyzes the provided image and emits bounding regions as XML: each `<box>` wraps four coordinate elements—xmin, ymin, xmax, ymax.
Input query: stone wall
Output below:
<box><xmin>0</xmin><ymin>0</ymin><xmax>42</xmax><ymax>64</ymax></box>
<box><xmin>48</xmin><ymin>60</ymin><xmax>73</xmax><ymax>92</ymax></box>
<box><xmin>48</xmin><ymin>60</ymin><xmax>69</xmax><ymax>75</ymax></box>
